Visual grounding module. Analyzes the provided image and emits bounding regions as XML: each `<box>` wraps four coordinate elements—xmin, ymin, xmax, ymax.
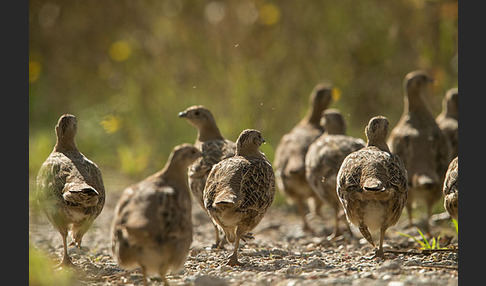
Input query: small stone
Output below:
<box><xmin>285</xmin><ymin>266</ymin><xmax>303</xmax><ymax>275</ymax></box>
<box><xmin>304</xmin><ymin>258</ymin><xmax>326</xmax><ymax>270</ymax></box>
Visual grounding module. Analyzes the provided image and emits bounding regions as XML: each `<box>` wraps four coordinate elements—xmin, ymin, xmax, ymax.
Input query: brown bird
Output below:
<box><xmin>337</xmin><ymin>116</ymin><xmax>408</xmax><ymax>259</ymax></box>
<box><xmin>204</xmin><ymin>129</ymin><xmax>275</xmax><ymax>266</ymax></box>
<box><xmin>36</xmin><ymin>114</ymin><xmax>105</xmax><ymax>267</ymax></box>
<box><xmin>443</xmin><ymin>156</ymin><xmax>458</xmax><ymax>220</ymax></box>
<box><xmin>273</xmin><ymin>83</ymin><xmax>333</xmax><ymax>232</ymax></box>
<box><xmin>305</xmin><ymin>109</ymin><xmax>366</xmax><ymax>239</ymax></box>
<box><xmin>178</xmin><ymin>105</ymin><xmax>236</xmax><ymax>248</ymax></box>
<box><xmin>436</xmin><ymin>88</ymin><xmax>458</xmax><ymax>159</ymax></box>
<box><xmin>111</xmin><ymin>144</ymin><xmax>201</xmax><ymax>286</ymax></box>
<box><xmin>387</xmin><ymin>70</ymin><xmax>451</xmax><ymax>234</ymax></box>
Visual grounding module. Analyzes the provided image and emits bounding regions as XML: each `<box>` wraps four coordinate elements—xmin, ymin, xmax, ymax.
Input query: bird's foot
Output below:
<box><xmin>226</xmin><ymin>254</ymin><xmax>244</xmax><ymax>267</ymax></box>
<box><xmin>364</xmin><ymin>248</ymin><xmax>385</xmax><ymax>260</ymax></box>
<box><xmin>55</xmin><ymin>256</ymin><xmax>75</xmax><ymax>269</ymax></box>
<box><xmin>211</xmin><ymin>242</ymin><xmax>225</xmax><ymax>250</ymax></box>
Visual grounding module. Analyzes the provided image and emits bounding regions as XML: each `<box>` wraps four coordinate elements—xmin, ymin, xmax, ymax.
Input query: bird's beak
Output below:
<box><xmin>178</xmin><ymin>111</ymin><xmax>187</xmax><ymax>118</ymax></box>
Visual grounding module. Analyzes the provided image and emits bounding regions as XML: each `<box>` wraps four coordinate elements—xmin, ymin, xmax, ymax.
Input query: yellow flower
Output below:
<box><xmin>332</xmin><ymin>87</ymin><xmax>342</xmax><ymax>102</ymax></box>
<box><xmin>100</xmin><ymin>115</ymin><xmax>121</xmax><ymax>134</ymax></box>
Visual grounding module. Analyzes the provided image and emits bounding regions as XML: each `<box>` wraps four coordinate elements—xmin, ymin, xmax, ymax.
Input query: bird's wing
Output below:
<box><xmin>36</xmin><ymin>152</ymin><xmax>70</xmax><ymax>208</ymax></box>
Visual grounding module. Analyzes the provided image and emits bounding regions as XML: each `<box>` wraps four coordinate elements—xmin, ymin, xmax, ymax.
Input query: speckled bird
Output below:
<box><xmin>204</xmin><ymin>129</ymin><xmax>275</xmax><ymax>266</ymax></box>
<box><xmin>436</xmin><ymin>88</ymin><xmax>458</xmax><ymax>159</ymax></box>
<box><xmin>178</xmin><ymin>105</ymin><xmax>236</xmax><ymax>248</ymax></box>
<box><xmin>443</xmin><ymin>156</ymin><xmax>458</xmax><ymax>220</ymax></box>
<box><xmin>273</xmin><ymin>83</ymin><xmax>333</xmax><ymax>232</ymax></box>
<box><xmin>387</xmin><ymin>70</ymin><xmax>451</xmax><ymax>233</ymax></box>
<box><xmin>305</xmin><ymin>109</ymin><xmax>366</xmax><ymax>239</ymax></box>
<box><xmin>337</xmin><ymin>116</ymin><xmax>408</xmax><ymax>259</ymax></box>
<box><xmin>36</xmin><ymin>114</ymin><xmax>105</xmax><ymax>267</ymax></box>
<box><xmin>111</xmin><ymin>144</ymin><xmax>201</xmax><ymax>286</ymax></box>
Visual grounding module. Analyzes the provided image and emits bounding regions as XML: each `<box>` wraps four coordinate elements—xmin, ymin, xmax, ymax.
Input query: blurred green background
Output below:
<box><xmin>29</xmin><ymin>0</ymin><xmax>458</xmax><ymax>185</ymax></box>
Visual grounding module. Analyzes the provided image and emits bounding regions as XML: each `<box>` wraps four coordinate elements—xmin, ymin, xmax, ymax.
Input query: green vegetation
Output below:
<box><xmin>397</xmin><ymin>228</ymin><xmax>445</xmax><ymax>250</ymax></box>
<box><xmin>29</xmin><ymin>1</ymin><xmax>458</xmax><ymax>184</ymax></box>
<box><xmin>29</xmin><ymin>245</ymin><xmax>74</xmax><ymax>286</ymax></box>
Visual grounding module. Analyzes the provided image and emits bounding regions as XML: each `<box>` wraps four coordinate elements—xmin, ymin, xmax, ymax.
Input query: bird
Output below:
<box><xmin>111</xmin><ymin>144</ymin><xmax>201</xmax><ymax>286</ymax></box>
<box><xmin>203</xmin><ymin>129</ymin><xmax>275</xmax><ymax>266</ymax></box>
<box><xmin>36</xmin><ymin>114</ymin><xmax>105</xmax><ymax>267</ymax></box>
<box><xmin>443</xmin><ymin>156</ymin><xmax>458</xmax><ymax>220</ymax></box>
<box><xmin>273</xmin><ymin>83</ymin><xmax>333</xmax><ymax>233</ymax></box>
<box><xmin>387</xmin><ymin>70</ymin><xmax>451</xmax><ymax>234</ymax></box>
<box><xmin>337</xmin><ymin>116</ymin><xmax>408</xmax><ymax>259</ymax></box>
<box><xmin>305</xmin><ymin>109</ymin><xmax>366</xmax><ymax>239</ymax></box>
<box><xmin>178</xmin><ymin>105</ymin><xmax>236</xmax><ymax>248</ymax></box>
<box><xmin>436</xmin><ymin>88</ymin><xmax>458</xmax><ymax>159</ymax></box>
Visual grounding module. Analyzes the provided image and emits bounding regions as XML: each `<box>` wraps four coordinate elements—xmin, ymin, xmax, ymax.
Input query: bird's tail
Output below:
<box><xmin>412</xmin><ymin>173</ymin><xmax>438</xmax><ymax>190</ymax></box>
<box><xmin>63</xmin><ymin>182</ymin><xmax>100</xmax><ymax>207</ymax></box>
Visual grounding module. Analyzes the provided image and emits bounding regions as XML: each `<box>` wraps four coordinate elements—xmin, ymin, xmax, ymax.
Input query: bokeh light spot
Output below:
<box><xmin>259</xmin><ymin>4</ymin><xmax>280</xmax><ymax>26</ymax></box>
<box><xmin>29</xmin><ymin>61</ymin><xmax>42</xmax><ymax>83</ymax></box>
<box><xmin>109</xmin><ymin>41</ymin><xmax>132</xmax><ymax>62</ymax></box>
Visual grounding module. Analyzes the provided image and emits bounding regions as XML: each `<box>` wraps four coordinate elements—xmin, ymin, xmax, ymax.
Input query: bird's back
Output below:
<box><xmin>443</xmin><ymin>157</ymin><xmax>458</xmax><ymax>219</ymax></box>
<box><xmin>338</xmin><ymin>147</ymin><xmax>408</xmax><ymax>202</ymax></box>
<box><xmin>188</xmin><ymin>139</ymin><xmax>236</xmax><ymax>207</ymax></box>
<box><xmin>306</xmin><ymin>135</ymin><xmax>365</xmax><ymax>200</ymax></box>
<box><xmin>337</xmin><ymin>146</ymin><xmax>407</xmax><ymax>229</ymax></box>
<box><xmin>37</xmin><ymin>150</ymin><xmax>105</xmax><ymax>222</ymax></box>
<box><xmin>388</xmin><ymin>113</ymin><xmax>450</xmax><ymax>187</ymax></box>
<box><xmin>205</xmin><ymin>156</ymin><xmax>275</xmax><ymax>213</ymax></box>
<box><xmin>274</xmin><ymin>123</ymin><xmax>323</xmax><ymax>179</ymax></box>
<box><xmin>111</xmin><ymin>178</ymin><xmax>192</xmax><ymax>272</ymax></box>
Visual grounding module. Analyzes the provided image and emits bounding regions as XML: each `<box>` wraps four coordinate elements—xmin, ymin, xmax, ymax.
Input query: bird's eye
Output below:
<box><xmin>194</xmin><ymin>111</ymin><xmax>200</xmax><ymax>116</ymax></box>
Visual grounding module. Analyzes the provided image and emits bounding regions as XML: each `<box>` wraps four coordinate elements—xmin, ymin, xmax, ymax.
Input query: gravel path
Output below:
<box><xmin>29</xmin><ymin>174</ymin><xmax>458</xmax><ymax>286</ymax></box>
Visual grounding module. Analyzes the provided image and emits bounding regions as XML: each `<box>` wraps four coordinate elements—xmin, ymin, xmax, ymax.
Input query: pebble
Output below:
<box><xmin>29</xmin><ymin>198</ymin><xmax>460</xmax><ymax>286</ymax></box>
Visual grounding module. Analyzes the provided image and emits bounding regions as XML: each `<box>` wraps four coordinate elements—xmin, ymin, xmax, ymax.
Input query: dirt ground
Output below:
<box><xmin>29</xmin><ymin>172</ymin><xmax>458</xmax><ymax>286</ymax></box>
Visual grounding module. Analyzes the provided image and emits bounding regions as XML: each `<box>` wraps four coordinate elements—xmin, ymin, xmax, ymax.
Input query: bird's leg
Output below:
<box><xmin>424</xmin><ymin>202</ymin><xmax>433</xmax><ymax>238</ymax></box>
<box><xmin>212</xmin><ymin>223</ymin><xmax>221</xmax><ymax>249</ymax></box>
<box><xmin>158</xmin><ymin>265</ymin><xmax>169</xmax><ymax>286</ymax></box>
<box><xmin>212</xmin><ymin>223</ymin><xmax>226</xmax><ymax>249</ymax></box>
<box><xmin>374</xmin><ymin>228</ymin><xmax>386</xmax><ymax>259</ymax></box>
<box><xmin>359</xmin><ymin>226</ymin><xmax>383</xmax><ymax>260</ymax></box>
<box><xmin>405</xmin><ymin>199</ymin><xmax>414</xmax><ymax>228</ymax></box>
<box><xmin>70</xmin><ymin>219</ymin><xmax>93</xmax><ymax>249</ymax></box>
<box><xmin>141</xmin><ymin>265</ymin><xmax>148</xmax><ymax>286</ymax></box>
<box><xmin>327</xmin><ymin>209</ymin><xmax>342</xmax><ymax>241</ymax></box>
<box><xmin>297</xmin><ymin>201</ymin><xmax>314</xmax><ymax>234</ymax></box>
<box><xmin>226</xmin><ymin>235</ymin><xmax>243</xmax><ymax>266</ymax></box>
<box><xmin>56</xmin><ymin>231</ymin><xmax>74</xmax><ymax>268</ymax></box>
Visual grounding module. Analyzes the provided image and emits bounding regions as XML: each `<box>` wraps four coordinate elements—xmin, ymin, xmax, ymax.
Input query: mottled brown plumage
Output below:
<box><xmin>443</xmin><ymin>156</ymin><xmax>458</xmax><ymax>220</ymax></box>
<box><xmin>436</xmin><ymin>88</ymin><xmax>458</xmax><ymax>159</ymax></box>
<box><xmin>111</xmin><ymin>144</ymin><xmax>201</xmax><ymax>285</ymax></box>
<box><xmin>387</xmin><ymin>71</ymin><xmax>451</xmax><ymax>233</ymax></box>
<box><xmin>337</xmin><ymin>116</ymin><xmax>408</xmax><ymax>259</ymax></box>
<box><xmin>305</xmin><ymin>109</ymin><xmax>366</xmax><ymax>239</ymax></box>
<box><xmin>36</xmin><ymin>114</ymin><xmax>105</xmax><ymax>267</ymax></box>
<box><xmin>204</xmin><ymin>129</ymin><xmax>275</xmax><ymax>266</ymax></box>
<box><xmin>273</xmin><ymin>84</ymin><xmax>333</xmax><ymax>232</ymax></box>
<box><xmin>178</xmin><ymin>105</ymin><xmax>236</xmax><ymax>248</ymax></box>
